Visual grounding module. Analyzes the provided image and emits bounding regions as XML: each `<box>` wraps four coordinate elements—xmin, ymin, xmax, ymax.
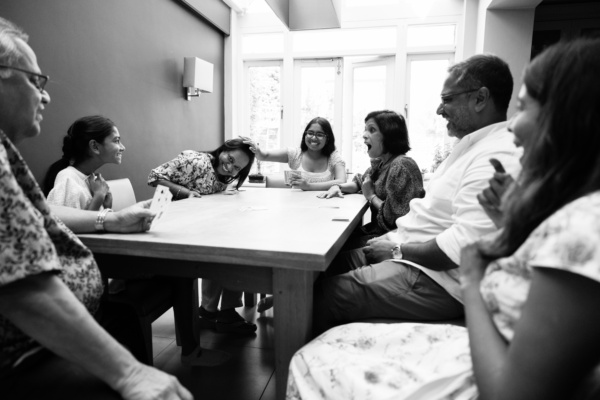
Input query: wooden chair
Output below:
<box><xmin>103</xmin><ymin>178</ymin><xmax>175</xmax><ymax>365</ymax></box>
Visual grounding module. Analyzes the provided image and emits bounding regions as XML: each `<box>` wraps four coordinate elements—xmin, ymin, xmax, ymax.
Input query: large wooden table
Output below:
<box><xmin>78</xmin><ymin>187</ymin><xmax>368</xmax><ymax>399</ymax></box>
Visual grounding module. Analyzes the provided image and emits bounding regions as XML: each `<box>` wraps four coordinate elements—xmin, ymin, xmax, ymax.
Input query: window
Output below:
<box><xmin>345</xmin><ymin>56</ymin><xmax>394</xmax><ymax>174</ymax></box>
<box><xmin>405</xmin><ymin>54</ymin><xmax>454</xmax><ymax>172</ymax></box>
<box><xmin>244</xmin><ymin>61</ymin><xmax>282</xmax><ymax>174</ymax></box>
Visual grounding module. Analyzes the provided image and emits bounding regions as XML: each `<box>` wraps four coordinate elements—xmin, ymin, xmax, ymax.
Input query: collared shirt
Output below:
<box><xmin>387</xmin><ymin>121</ymin><xmax>522</xmax><ymax>302</ymax></box>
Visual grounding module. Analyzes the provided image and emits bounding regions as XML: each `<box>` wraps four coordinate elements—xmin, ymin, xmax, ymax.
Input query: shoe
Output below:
<box><xmin>257</xmin><ymin>296</ymin><xmax>273</xmax><ymax>313</ymax></box>
<box><xmin>198</xmin><ymin>306</ymin><xmax>218</xmax><ymax>330</ymax></box>
<box><xmin>215</xmin><ymin>308</ymin><xmax>257</xmax><ymax>335</ymax></box>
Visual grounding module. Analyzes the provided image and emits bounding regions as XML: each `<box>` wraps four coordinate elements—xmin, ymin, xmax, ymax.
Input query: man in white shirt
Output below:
<box><xmin>314</xmin><ymin>54</ymin><xmax>522</xmax><ymax>334</ymax></box>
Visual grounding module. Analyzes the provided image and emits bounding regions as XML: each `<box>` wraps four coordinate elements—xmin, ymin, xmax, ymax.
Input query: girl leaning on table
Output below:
<box><xmin>242</xmin><ymin>116</ymin><xmax>347</xmax><ymax>190</ymax></box>
<box><xmin>286</xmin><ymin>38</ymin><xmax>600</xmax><ymax>400</ymax></box>
<box><xmin>148</xmin><ymin>138</ymin><xmax>258</xmax><ymax>335</ymax></box>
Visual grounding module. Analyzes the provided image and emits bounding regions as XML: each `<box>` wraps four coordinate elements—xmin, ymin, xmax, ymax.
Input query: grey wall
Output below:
<box><xmin>1</xmin><ymin>0</ymin><xmax>225</xmax><ymax>199</ymax></box>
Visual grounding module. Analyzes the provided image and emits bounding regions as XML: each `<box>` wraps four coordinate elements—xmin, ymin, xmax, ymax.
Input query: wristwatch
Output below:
<box><xmin>391</xmin><ymin>244</ymin><xmax>403</xmax><ymax>260</ymax></box>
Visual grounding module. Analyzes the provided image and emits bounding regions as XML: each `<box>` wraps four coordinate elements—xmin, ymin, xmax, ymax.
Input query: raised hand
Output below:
<box><xmin>477</xmin><ymin>158</ymin><xmax>515</xmax><ymax>228</ymax></box>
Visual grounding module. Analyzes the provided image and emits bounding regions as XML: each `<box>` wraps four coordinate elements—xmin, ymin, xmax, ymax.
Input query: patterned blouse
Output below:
<box><xmin>355</xmin><ymin>155</ymin><xmax>425</xmax><ymax>235</ymax></box>
<box><xmin>286</xmin><ymin>148</ymin><xmax>345</xmax><ymax>183</ymax></box>
<box><xmin>287</xmin><ymin>192</ymin><xmax>600</xmax><ymax>400</ymax></box>
<box><xmin>0</xmin><ymin>131</ymin><xmax>103</xmax><ymax>371</ymax></box>
<box><xmin>147</xmin><ymin>151</ymin><xmax>228</xmax><ymax>194</ymax></box>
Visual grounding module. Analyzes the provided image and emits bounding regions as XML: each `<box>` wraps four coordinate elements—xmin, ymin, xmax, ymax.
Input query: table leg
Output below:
<box><xmin>273</xmin><ymin>269</ymin><xmax>313</xmax><ymax>400</ymax></box>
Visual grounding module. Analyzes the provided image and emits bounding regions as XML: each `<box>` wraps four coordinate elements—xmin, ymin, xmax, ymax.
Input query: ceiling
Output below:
<box><xmin>540</xmin><ymin>0</ymin><xmax>600</xmax><ymax>4</ymax></box>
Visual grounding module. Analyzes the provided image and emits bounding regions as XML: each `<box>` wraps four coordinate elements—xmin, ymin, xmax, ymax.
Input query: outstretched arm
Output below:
<box><xmin>241</xmin><ymin>137</ymin><xmax>289</xmax><ymax>163</ymax></box>
<box><xmin>50</xmin><ymin>200</ymin><xmax>155</xmax><ymax>233</ymax></box>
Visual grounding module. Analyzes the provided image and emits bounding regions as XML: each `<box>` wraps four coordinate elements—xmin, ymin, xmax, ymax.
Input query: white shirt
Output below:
<box><xmin>47</xmin><ymin>166</ymin><xmax>93</xmax><ymax>209</ymax></box>
<box><xmin>386</xmin><ymin>122</ymin><xmax>522</xmax><ymax>302</ymax></box>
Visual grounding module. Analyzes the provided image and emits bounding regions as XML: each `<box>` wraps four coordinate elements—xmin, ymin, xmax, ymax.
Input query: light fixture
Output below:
<box><xmin>183</xmin><ymin>57</ymin><xmax>213</xmax><ymax>101</ymax></box>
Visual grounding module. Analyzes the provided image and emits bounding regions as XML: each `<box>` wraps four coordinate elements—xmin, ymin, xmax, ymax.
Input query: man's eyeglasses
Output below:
<box><xmin>0</xmin><ymin>64</ymin><xmax>49</xmax><ymax>93</ymax></box>
<box><xmin>440</xmin><ymin>88</ymin><xmax>480</xmax><ymax>105</ymax></box>
<box><xmin>306</xmin><ymin>130</ymin><xmax>326</xmax><ymax>139</ymax></box>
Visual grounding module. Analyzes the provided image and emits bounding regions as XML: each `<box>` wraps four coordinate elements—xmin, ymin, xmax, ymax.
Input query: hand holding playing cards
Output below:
<box><xmin>103</xmin><ymin>200</ymin><xmax>156</xmax><ymax>233</ymax></box>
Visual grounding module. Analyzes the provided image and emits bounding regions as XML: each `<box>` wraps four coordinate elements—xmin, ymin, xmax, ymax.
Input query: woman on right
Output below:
<box><xmin>319</xmin><ymin>110</ymin><xmax>425</xmax><ymax>243</ymax></box>
<box><xmin>287</xmin><ymin>39</ymin><xmax>600</xmax><ymax>400</ymax></box>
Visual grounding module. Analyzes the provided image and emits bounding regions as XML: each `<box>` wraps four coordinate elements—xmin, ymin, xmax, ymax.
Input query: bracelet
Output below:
<box><xmin>95</xmin><ymin>208</ymin><xmax>113</xmax><ymax>232</ymax></box>
<box><xmin>367</xmin><ymin>194</ymin><xmax>377</xmax><ymax>203</ymax></box>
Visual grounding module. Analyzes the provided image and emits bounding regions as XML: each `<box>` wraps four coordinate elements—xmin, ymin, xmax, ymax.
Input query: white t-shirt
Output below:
<box><xmin>47</xmin><ymin>166</ymin><xmax>93</xmax><ymax>209</ymax></box>
<box><xmin>387</xmin><ymin>122</ymin><xmax>523</xmax><ymax>302</ymax></box>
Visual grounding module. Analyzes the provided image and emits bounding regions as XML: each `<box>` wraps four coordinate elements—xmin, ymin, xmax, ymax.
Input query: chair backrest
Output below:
<box><xmin>106</xmin><ymin>178</ymin><xmax>137</xmax><ymax>211</ymax></box>
<box><xmin>265</xmin><ymin>173</ymin><xmax>287</xmax><ymax>188</ymax></box>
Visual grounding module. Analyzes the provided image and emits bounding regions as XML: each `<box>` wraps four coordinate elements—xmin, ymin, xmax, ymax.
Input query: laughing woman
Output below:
<box><xmin>45</xmin><ymin>115</ymin><xmax>124</xmax><ymax>210</ymax></box>
<box><xmin>243</xmin><ymin>116</ymin><xmax>346</xmax><ymax>190</ymax></box>
<box><xmin>148</xmin><ymin>138</ymin><xmax>258</xmax><ymax>335</ymax></box>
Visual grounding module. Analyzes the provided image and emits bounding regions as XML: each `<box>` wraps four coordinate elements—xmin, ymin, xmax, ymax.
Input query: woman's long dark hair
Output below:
<box><xmin>43</xmin><ymin>115</ymin><xmax>116</xmax><ymax>196</ymax></box>
<box><xmin>484</xmin><ymin>38</ymin><xmax>600</xmax><ymax>258</ymax></box>
<box><xmin>299</xmin><ymin>117</ymin><xmax>336</xmax><ymax>157</ymax></box>
<box><xmin>208</xmin><ymin>138</ymin><xmax>255</xmax><ymax>189</ymax></box>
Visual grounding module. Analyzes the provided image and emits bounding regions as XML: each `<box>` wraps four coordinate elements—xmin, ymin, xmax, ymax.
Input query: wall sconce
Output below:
<box><xmin>183</xmin><ymin>57</ymin><xmax>213</xmax><ymax>101</ymax></box>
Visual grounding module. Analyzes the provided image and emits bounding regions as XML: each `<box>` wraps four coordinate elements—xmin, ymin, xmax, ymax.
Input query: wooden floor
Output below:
<box><xmin>151</xmin><ymin>296</ymin><xmax>276</xmax><ymax>400</ymax></box>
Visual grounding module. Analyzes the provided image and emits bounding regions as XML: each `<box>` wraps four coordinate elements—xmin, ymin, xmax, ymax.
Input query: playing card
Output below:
<box><xmin>149</xmin><ymin>185</ymin><xmax>173</xmax><ymax>230</ymax></box>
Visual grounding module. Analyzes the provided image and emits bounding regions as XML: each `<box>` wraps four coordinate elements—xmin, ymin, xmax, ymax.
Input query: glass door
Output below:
<box><xmin>405</xmin><ymin>53</ymin><xmax>454</xmax><ymax>173</ymax></box>
<box><xmin>244</xmin><ymin>60</ymin><xmax>282</xmax><ymax>175</ymax></box>
<box><xmin>293</xmin><ymin>59</ymin><xmax>343</xmax><ymax>154</ymax></box>
<box><xmin>344</xmin><ymin>56</ymin><xmax>395</xmax><ymax>175</ymax></box>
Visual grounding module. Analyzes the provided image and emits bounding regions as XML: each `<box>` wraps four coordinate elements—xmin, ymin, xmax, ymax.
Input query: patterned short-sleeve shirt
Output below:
<box><xmin>482</xmin><ymin>191</ymin><xmax>600</xmax><ymax>342</ymax></box>
<box><xmin>147</xmin><ymin>151</ymin><xmax>228</xmax><ymax>194</ymax></box>
<box><xmin>0</xmin><ymin>131</ymin><xmax>103</xmax><ymax>370</ymax></box>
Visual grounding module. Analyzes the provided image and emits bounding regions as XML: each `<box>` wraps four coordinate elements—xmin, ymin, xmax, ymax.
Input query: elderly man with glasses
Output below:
<box><xmin>0</xmin><ymin>17</ymin><xmax>192</xmax><ymax>400</ymax></box>
<box><xmin>313</xmin><ymin>54</ymin><xmax>523</xmax><ymax>334</ymax></box>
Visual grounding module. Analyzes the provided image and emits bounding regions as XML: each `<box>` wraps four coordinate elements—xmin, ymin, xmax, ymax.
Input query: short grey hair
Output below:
<box><xmin>0</xmin><ymin>17</ymin><xmax>28</xmax><ymax>78</ymax></box>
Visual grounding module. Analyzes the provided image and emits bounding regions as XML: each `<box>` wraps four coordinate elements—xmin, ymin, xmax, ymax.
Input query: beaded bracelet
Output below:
<box><xmin>95</xmin><ymin>208</ymin><xmax>113</xmax><ymax>232</ymax></box>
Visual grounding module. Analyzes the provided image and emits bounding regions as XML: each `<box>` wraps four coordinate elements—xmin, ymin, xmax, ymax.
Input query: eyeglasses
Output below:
<box><xmin>0</xmin><ymin>64</ymin><xmax>49</xmax><ymax>93</ymax></box>
<box><xmin>306</xmin><ymin>130</ymin><xmax>326</xmax><ymax>139</ymax></box>
<box><xmin>440</xmin><ymin>88</ymin><xmax>480</xmax><ymax>105</ymax></box>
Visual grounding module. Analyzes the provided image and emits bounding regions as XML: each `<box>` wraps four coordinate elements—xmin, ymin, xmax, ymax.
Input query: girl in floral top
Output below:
<box><xmin>148</xmin><ymin>138</ymin><xmax>258</xmax><ymax>335</ymax></box>
<box><xmin>287</xmin><ymin>39</ymin><xmax>600</xmax><ymax>400</ymax></box>
<box><xmin>243</xmin><ymin>117</ymin><xmax>347</xmax><ymax>191</ymax></box>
